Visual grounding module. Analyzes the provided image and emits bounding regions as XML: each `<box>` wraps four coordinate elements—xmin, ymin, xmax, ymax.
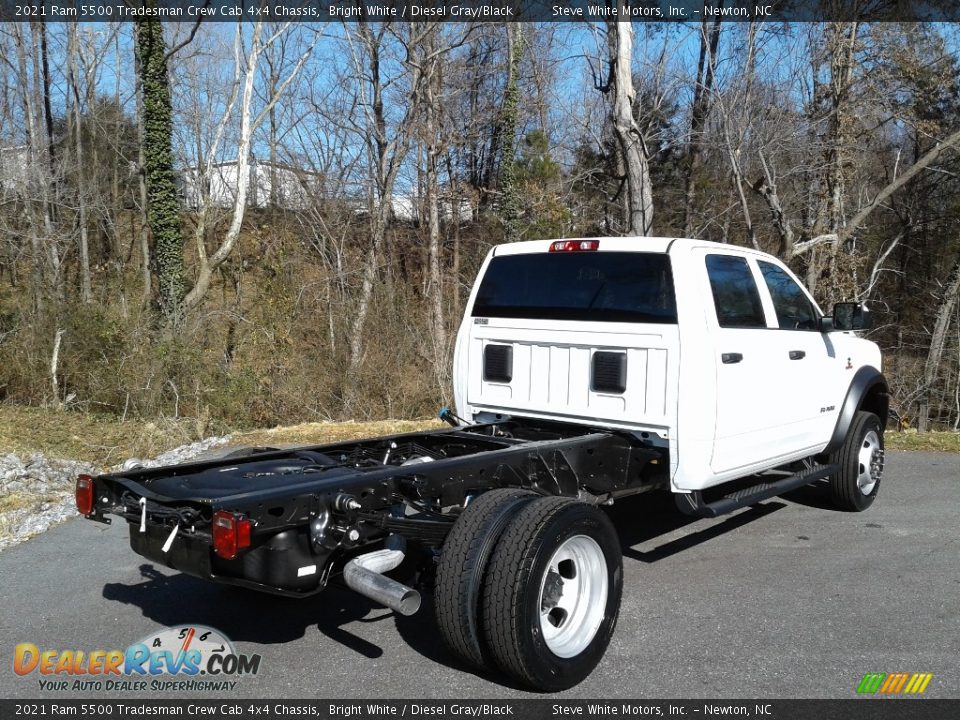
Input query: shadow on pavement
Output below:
<box><xmin>102</xmin><ymin>562</ymin><xmax>504</xmax><ymax>685</ymax></box>
<box><xmin>392</xmin><ymin>595</ymin><xmax>534</xmax><ymax>693</ymax></box>
<box><xmin>100</xmin><ymin>485</ymin><xmax>795</xmax><ymax>684</ymax></box>
<box><xmin>103</xmin><ymin>564</ymin><xmax>391</xmax><ymax>658</ymax></box>
<box><xmin>779</xmin><ymin>479</ymin><xmax>838</xmax><ymax>510</ymax></box>
<box><xmin>608</xmin><ymin>490</ymin><xmax>786</xmax><ymax>563</ymax></box>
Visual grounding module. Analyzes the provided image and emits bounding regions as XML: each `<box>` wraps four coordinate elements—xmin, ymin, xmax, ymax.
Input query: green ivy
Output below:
<box><xmin>137</xmin><ymin>18</ymin><xmax>184</xmax><ymax>326</ymax></box>
<box><xmin>498</xmin><ymin>28</ymin><xmax>523</xmax><ymax>243</ymax></box>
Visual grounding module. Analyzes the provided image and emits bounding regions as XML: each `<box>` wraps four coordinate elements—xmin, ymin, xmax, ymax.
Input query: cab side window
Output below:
<box><xmin>705</xmin><ymin>254</ymin><xmax>766</xmax><ymax>328</ymax></box>
<box><xmin>758</xmin><ymin>261</ymin><xmax>818</xmax><ymax>330</ymax></box>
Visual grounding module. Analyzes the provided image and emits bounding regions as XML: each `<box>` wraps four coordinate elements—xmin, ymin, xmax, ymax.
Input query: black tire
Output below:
<box><xmin>481</xmin><ymin>497</ymin><xmax>623</xmax><ymax>692</ymax></box>
<box><xmin>828</xmin><ymin>411</ymin><xmax>884</xmax><ymax>511</ymax></box>
<box><xmin>434</xmin><ymin>488</ymin><xmax>537</xmax><ymax>669</ymax></box>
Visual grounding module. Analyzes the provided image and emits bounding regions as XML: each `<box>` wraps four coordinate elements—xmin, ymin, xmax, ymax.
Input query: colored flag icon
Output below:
<box><xmin>857</xmin><ymin>672</ymin><xmax>933</xmax><ymax>694</ymax></box>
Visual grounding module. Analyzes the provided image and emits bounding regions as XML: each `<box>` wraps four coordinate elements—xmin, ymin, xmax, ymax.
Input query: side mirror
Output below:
<box><xmin>832</xmin><ymin>302</ymin><xmax>872</xmax><ymax>331</ymax></box>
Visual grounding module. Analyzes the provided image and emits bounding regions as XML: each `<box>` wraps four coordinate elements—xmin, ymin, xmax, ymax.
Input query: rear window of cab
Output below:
<box><xmin>472</xmin><ymin>252</ymin><xmax>677</xmax><ymax>324</ymax></box>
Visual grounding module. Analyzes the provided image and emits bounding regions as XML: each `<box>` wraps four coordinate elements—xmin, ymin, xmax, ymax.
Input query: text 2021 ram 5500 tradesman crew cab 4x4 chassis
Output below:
<box><xmin>78</xmin><ymin>237</ymin><xmax>888</xmax><ymax>691</ymax></box>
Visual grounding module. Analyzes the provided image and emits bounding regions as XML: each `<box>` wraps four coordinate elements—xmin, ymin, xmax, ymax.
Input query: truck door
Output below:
<box><xmin>700</xmin><ymin>252</ymin><xmax>787</xmax><ymax>474</ymax></box>
<box><xmin>754</xmin><ymin>259</ymin><xmax>838</xmax><ymax>448</ymax></box>
<box><xmin>700</xmin><ymin>251</ymin><xmax>834</xmax><ymax>476</ymax></box>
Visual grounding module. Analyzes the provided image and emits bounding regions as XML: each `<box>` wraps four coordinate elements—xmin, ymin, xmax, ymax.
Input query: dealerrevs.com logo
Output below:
<box><xmin>13</xmin><ymin>625</ymin><xmax>262</xmax><ymax>693</ymax></box>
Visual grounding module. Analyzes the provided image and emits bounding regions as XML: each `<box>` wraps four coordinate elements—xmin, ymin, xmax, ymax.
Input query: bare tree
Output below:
<box><xmin>408</xmin><ymin>23</ymin><xmax>473</xmax><ymax>395</ymax></box>
<box><xmin>8</xmin><ymin>23</ymin><xmax>62</xmax><ymax>302</ymax></box>
<box><xmin>67</xmin><ymin>24</ymin><xmax>92</xmax><ymax>303</ymax></box>
<box><xmin>682</xmin><ymin>13</ymin><xmax>723</xmax><ymax>237</ymax></box>
<box><xmin>182</xmin><ymin>22</ymin><xmax>315</xmax><ymax>314</ymax></box>
<box><xmin>919</xmin><ymin>257</ymin><xmax>960</xmax><ymax>431</ymax></box>
<box><xmin>603</xmin><ymin>14</ymin><xmax>653</xmax><ymax>235</ymax></box>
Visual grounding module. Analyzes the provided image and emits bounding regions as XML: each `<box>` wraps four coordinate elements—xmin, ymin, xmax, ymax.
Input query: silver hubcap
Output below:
<box><xmin>857</xmin><ymin>430</ymin><xmax>883</xmax><ymax>495</ymax></box>
<box><xmin>538</xmin><ymin>535</ymin><xmax>608</xmax><ymax>658</ymax></box>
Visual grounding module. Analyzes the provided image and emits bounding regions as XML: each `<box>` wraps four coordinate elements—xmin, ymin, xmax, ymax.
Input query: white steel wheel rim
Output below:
<box><xmin>537</xmin><ymin>534</ymin><xmax>608</xmax><ymax>658</ymax></box>
<box><xmin>857</xmin><ymin>429</ymin><xmax>882</xmax><ymax>495</ymax></box>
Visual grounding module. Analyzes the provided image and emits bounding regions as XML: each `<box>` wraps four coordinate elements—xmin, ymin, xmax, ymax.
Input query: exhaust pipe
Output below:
<box><xmin>343</xmin><ymin>536</ymin><xmax>421</xmax><ymax>616</ymax></box>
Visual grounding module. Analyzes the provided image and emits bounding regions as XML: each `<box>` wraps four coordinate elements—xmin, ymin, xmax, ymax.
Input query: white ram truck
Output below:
<box><xmin>81</xmin><ymin>236</ymin><xmax>888</xmax><ymax>692</ymax></box>
<box><xmin>455</xmin><ymin>236</ymin><xmax>887</xmax><ymax>513</ymax></box>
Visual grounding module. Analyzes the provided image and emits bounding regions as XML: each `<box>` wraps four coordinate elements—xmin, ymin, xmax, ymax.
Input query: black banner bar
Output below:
<box><xmin>1</xmin><ymin>700</ymin><xmax>959</xmax><ymax>719</ymax></box>
<box><xmin>2</xmin><ymin>0</ymin><xmax>960</xmax><ymax>24</ymax></box>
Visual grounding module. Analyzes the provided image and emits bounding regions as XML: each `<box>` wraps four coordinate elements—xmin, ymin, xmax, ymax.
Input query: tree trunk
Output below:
<box><xmin>136</xmin><ymin>18</ymin><xmax>184</xmax><ymax>324</ymax></box>
<box><xmin>112</xmin><ymin>30</ymin><xmax>125</xmax><ymax>263</ymax></box>
<box><xmin>819</xmin><ymin>22</ymin><xmax>859</xmax><ymax>302</ymax></box>
<box><xmin>347</xmin><ymin>207</ymin><xmax>390</xmax><ymax>384</ymax></box>
<box><xmin>682</xmin><ymin>15</ymin><xmax>722</xmax><ymax>237</ymax></box>
<box><xmin>919</xmin><ymin>258</ymin><xmax>960</xmax><ymax>432</ymax></box>
<box><xmin>35</xmin><ymin>22</ymin><xmax>62</xmax><ymax>300</ymax></box>
<box><xmin>132</xmin><ymin>30</ymin><xmax>152</xmax><ymax>305</ymax></box>
<box><xmin>12</xmin><ymin>25</ymin><xmax>46</xmax><ymax>306</ymax></box>
<box><xmin>68</xmin><ymin>25</ymin><xmax>92</xmax><ymax>303</ymax></box>
<box><xmin>420</xmin><ymin>26</ymin><xmax>448</xmax><ymax>395</ymax></box>
<box><xmin>498</xmin><ymin>24</ymin><xmax>523</xmax><ymax>242</ymax></box>
<box><xmin>606</xmin><ymin>14</ymin><xmax>653</xmax><ymax>235</ymax></box>
<box><xmin>344</xmin><ymin>25</ymin><xmax>412</xmax><ymax>388</ymax></box>
<box><xmin>825</xmin><ymin>22</ymin><xmax>858</xmax><ymax>237</ymax></box>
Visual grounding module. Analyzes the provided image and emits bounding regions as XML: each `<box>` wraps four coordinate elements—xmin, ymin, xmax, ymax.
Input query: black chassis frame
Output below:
<box><xmin>85</xmin><ymin>418</ymin><xmax>663</xmax><ymax>597</ymax></box>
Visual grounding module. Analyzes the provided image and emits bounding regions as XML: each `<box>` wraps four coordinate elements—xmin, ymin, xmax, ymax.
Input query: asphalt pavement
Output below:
<box><xmin>1</xmin><ymin>451</ymin><xmax>957</xmax><ymax>700</ymax></box>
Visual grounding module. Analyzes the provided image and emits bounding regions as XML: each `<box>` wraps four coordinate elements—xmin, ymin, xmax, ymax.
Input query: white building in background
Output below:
<box><xmin>0</xmin><ymin>145</ymin><xmax>30</xmax><ymax>196</ymax></box>
<box><xmin>178</xmin><ymin>157</ymin><xmax>475</xmax><ymax>223</ymax></box>
<box><xmin>378</xmin><ymin>193</ymin><xmax>474</xmax><ymax>223</ymax></box>
<box><xmin>179</xmin><ymin>157</ymin><xmax>322</xmax><ymax>210</ymax></box>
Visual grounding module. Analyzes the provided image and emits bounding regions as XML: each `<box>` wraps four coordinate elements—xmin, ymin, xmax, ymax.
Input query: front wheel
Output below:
<box><xmin>481</xmin><ymin>497</ymin><xmax>623</xmax><ymax>691</ymax></box>
<box><xmin>828</xmin><ymin>411</ymin><xmax>884</xmax><ymax>511</ymax></box>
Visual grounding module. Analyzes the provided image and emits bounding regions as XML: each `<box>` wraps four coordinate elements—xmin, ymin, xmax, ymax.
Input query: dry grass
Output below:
<box><xmin>0</xmin><ymin>492</ymin><xmax>33</xmax><ymax>514</ymax></box>
<box><xmin>0</xmin><ymin>405</ymin><xmax>208</xmax><ymax>469</ymax></box>
<box><xmin>230</xmin><ymin>419</ymin><xmax>444</xmax><ymax>449</ymax></box>
<box><xmin>1</xmin><ymin>405</ymin><xmax>957</xmax><ymax>470</ymax></box>
<box><xmin>885</xmin><ymin>430</ymin><xmax>960</xmax><ymax>453</ymax></box>
<box><xmin>230</xmin><ymin>420</ymin><xmax>960</xmax><ymax>454</ymax></box>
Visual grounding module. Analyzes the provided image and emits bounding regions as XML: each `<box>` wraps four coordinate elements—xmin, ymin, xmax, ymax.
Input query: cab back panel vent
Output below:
<box><xmin>591</xmin><ymin>351</ymin><xmax>627</xmax><ymax>394</ymax></box>
<box><xmin>483</xmin><ymin>344</ymin><xmax>513</xmax><ymax>383</ymax></box>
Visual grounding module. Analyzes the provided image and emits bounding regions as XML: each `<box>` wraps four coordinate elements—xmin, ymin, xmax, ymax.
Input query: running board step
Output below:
<box><xmin>699</xmin><ymin>463</ymin><xmax>840</xmax><ymax>518</ymax></box>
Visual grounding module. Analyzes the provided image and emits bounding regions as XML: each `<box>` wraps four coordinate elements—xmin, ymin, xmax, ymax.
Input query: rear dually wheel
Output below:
<box><xmin>481</xmin><ymin>496</ymin><xmax>623</xmax><ymax>691</ymax></box>
<box><xmin>434</xmin><ymin>488</ymin><xmax>537</xmax><ymax>669</ymax></box>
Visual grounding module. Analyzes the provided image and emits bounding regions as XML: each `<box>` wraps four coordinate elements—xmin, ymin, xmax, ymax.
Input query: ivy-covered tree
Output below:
<box><xmin>497</xmin><ymin>25</ymin><xmax>523</xmax><ymax>242</ymax></box>
<box><xmin>135</xmin><ymin>17</ymin><xmax>184</xmax><ymax>325</ymax></box>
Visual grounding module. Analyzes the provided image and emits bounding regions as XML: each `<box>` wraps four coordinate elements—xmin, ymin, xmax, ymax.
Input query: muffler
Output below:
<box><xmin>343</xmin><ymin>536</ymin><xmax>421</xmax><ymax>616</ymax></box>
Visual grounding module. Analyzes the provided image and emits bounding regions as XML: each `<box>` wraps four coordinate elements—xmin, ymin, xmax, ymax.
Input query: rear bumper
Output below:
<box><xmin>127</xmin><ymin>522</ymin><xmax>330</xmax><ymax>598</ymax></box>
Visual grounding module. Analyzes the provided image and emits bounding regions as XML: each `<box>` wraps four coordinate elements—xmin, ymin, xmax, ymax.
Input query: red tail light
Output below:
<box><xmin>76</xmin><ymin>475</ymin><xmax>94</xmax><ymax>515</ymax></box>
<box><xmin>212</xmin><ymin>511</ymin><xmax>252</xmax><ymax>560</ymax></box>
<box><xmin>549</xmin><ymin>240</ymin><xmax>599</xmax><ymax>252</ymax></box>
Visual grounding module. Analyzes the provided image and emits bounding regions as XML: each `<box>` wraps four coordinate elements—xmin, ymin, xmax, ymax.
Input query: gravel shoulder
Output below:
<box><xmin>0</xmin><ymin>436</ymin><xmax>229</xmax><ymax>552</ymax></box>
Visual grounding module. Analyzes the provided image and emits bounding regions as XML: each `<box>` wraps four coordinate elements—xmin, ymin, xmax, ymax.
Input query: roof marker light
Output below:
<box><xmin>549</xmin><ymin>240</ymin><xmax>600</xmax><ymax>252</ymax></box>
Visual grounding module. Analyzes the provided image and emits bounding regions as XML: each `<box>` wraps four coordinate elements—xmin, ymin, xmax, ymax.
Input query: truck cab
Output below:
<box><xmin>453</xmin><ymin>237</ymin><xmax>887</xmax><ymax>496</ymax></box>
